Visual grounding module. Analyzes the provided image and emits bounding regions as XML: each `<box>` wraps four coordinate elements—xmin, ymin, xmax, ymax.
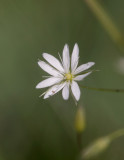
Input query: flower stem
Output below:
<box><xmin>109</xmin><ymin>128</ymin><xmax>124</xmax><ymax>141</ymax></box>
<box><xmin>80</xmin><ymin>85</ymin><xmax>124</xmax><ymax>93</ymax></box>
<box><xmin>77</xmin><ymin>132</ymin><xmax>83</xmax><ymax>151</ymax></box>
<box><xmin>81</xmin><ymin>129</ymin><xmax>124</xmax><ymax>160</ymax></box>
<box><xmin>73</xmin><ymin>101</ymin><xmax>83</xmax><ymax>151</ymax></box>
<box><xmin>83</xmin><ymin>0</ymin><xmax>124</xmax><ymax>53</ymax></box>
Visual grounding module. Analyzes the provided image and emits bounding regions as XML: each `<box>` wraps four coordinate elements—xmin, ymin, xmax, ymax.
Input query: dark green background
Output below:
<box><xmin>0</xmin><ymin>0</ymin><xmax>124</xmax><ymax>160</ymax></box>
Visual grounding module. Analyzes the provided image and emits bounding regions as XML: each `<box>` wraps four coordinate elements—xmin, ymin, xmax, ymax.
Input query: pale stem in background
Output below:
<box><xmin>109</xmin><ymin>128</ymin><xmax>124</xmax><ymax>141</ymax></box>
<box><xmin>84</xmin><ymin>0</ymin><xmax>124</xmax><ymax>53</ymax></box>
<box><xmin>81</xmin><ymin>128</ymin><xmax>124</xmax><ymax>159</ymax></box>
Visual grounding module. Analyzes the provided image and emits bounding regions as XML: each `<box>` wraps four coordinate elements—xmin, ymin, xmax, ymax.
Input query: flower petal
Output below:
<box><xmin>36</xmin><ymin>77</ymin><xmax>63</xmax><ymax>89</ymax></box>
<box><xmin>74</xmin><ymin>62</ymin><xmax>95</xmax><ymax>75</ymax></box>
<box><xmin>71</xmin><ymin>81</ymin><xmax>80</xmax><ymax>101</ymax></box>
<box><xmin>62</xmin><ymin>44</ymin><xmax>70</xmax><ymax>73</ymax></box>
<box><xmin>42</xmin><ymin>53</ymin><xmax>64</xmax><ymax>73</ymax></box>
<box><xmin>74</xmin><ymin>72</ymin><xmax>92</xmax><ymax>81</ymax></box>
<box><xmin>62</xmin><ymin>83</ymin><xmax>69</xmax><ymax>100</ymax></box>
<box><xmin>44</xmin><ymin>82</ymin><xmax>66</xmax><ymax>99</ymax></box>
<box><xmin>71</xmin><ymin>43</ymin><xmax>79</xmax><ymax>73</ymax></box>
<box><xmin>38</xmin><ymin>61</ymin><xmax>62</xmax><ymax>77</ymax></box>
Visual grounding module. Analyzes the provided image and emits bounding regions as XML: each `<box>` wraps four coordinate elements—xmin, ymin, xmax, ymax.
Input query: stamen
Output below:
<box><xmin>58</xmin><ymin>52</ymin><xmax>63</xmax><ymax>65</ymax></box>
<box><xmin>65</xmin><ymin>73</ymin><xmax>73</xmax><ymax>81</ymax></box>
<box><xmin>42</xmin><ymin>76</ymin><xmax>52</xmax><ymax>78</ymax></box>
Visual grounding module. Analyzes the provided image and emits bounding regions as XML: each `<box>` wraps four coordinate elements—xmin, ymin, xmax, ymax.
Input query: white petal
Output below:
<box><xmin>42</xmin><ymin>53</ymin><xmax>64</xmax><ymax>73</ymax></box>
<box><xmin>74</xmin><ymin>62</ymin><xmax>95</xmax><ymax>75</ymax></box>
<box><xmin>62</xmin><ymin>44</ymin><xmax>70</xmax><ymax>73</ymax></box>
<box><xmin>62</xmin><ymin>83</ymin><xmax>69</xmax><ymax>100</ymax></box>
<box><xmin>38</xmin><ymin>61</ymin><xmax>62</xmax><ymax>77</ymax></box>
<box><xmin>74</xmin><ymin>72</ymin><xmax>92</xmax><ymax>81</ymax></box>
<box><xmin>36</xmin><ymin>77</ymin><xmax>63</xmax><ymax>89</ymax></box>
<box><xmin>44</xmin><ymin>82</ymin><xmax>66</xmax><ymax>99</ymax></box>
<box><xmin>71</xmin><ymin>43</ymin><xmax>79</xmax><ymax>73</ymax></box>
<box><xmin>71</xmin><ymin>81</ymin><xmax>80</xmax><ymax>101</ymax></box>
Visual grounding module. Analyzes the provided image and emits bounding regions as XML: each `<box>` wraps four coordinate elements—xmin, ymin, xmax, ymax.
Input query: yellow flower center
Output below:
<box><xmin>65</xmin><ymin>73</ymin><xmax>73</xmax><ymax>81</ymax></box>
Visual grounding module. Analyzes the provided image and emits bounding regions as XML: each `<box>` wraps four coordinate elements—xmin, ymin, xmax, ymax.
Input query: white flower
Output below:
<box><xmin>36</xmin><ymin>43</ymin><xmax>95</xmax><ymax>101</ymax></box>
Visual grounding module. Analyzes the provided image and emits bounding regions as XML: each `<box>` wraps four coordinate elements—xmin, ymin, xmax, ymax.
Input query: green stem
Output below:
<box><xmin>73</xmin><ymin>101</ymin><xmax>83</xmax><ymax>151</ymax></box>
<box><xmin>80</xmin><ymin>85</ymin><xmax>124</xmax><ymax>93</ymax></box>
<box><xmin>84</xmin><ymin>0</ymin><xmax>124</xmax><ymax>53</ymax></box>
<box><xmin>109</xmin><ymin>129</ymin><xmax>124</xmax><ymax>141</ymax></box>
<box><xmin>77</xmin><ymin>132</ymin><xmax>83</xmax><ymax>151</ymax></box>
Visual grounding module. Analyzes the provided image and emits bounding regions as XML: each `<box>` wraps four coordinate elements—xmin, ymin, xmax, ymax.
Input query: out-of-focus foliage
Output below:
<box><xmin>82</xmin><ymin>136</ymin><xmax>111</xmax><ymax>159</ymax></box>
<box><xmin>81</xmin><ymin>128</ymin><xmax>124</xmax><ymax>159</ymax></box>
<box><xmin>0</xmin><ymin>0</ymin><xmax>124</xmax><ymax>160</ymax></box>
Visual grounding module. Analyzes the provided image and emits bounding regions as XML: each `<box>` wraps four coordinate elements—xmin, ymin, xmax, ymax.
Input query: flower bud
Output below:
<box><xmin>75</xmin><ymin>106</ymin><xmax>86</xmax><ymax>133</ymax></box>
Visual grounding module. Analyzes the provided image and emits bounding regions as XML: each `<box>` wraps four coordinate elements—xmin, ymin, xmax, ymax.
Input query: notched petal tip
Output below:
<box><xmin>74</xmin><ymin>43</ymin><xmax>79</xmax><ymax>48</ymax></box>
<box><xmin>42</xmin><ymin>53</ymin><xmax>51</xmax><ymax>59</ymax></box>
<box><xmin>63</xmin><ymin>44</ymin><xmax>69</xmax><ymax>55</ymax></box>
<box><xmin>64</xmin><ymin>43</ymin><xmax>69</xmax><ymax>48</ymax></box>
<box><xmin>43</xmin><ymin>95</ymin><xmax>49</xmax><ymax>99</ymax></box>
<box><xmin>89</xmin><ymin>62</ymin><xmax>95</xmax><ymax>65</ymax></box>
<box><xmin>36</xmin><ymin>84</ymin><xmax>40</xmax><ymax>89</ymax></box>
<box><xmin>37</xmin><ymin>60</ymin><xmax>43</xmax><ymax>65</ymax></box>
<box><xmin>63</xmin><ymin>44</ymin><xmax>69</xmax><ymax>54</ymax></box>
<box><xmin>42</xmin><ymin>53</ymin><xmax>47</xmax><ymax>58</ymax></box>
<box><xmin>73</xmin><ymin>43</ymin><xmax>79</xmax><ymax>54</ymax></box>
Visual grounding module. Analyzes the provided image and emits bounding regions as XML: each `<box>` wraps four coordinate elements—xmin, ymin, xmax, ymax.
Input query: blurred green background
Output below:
<box><xmin>0</xmin><ymin>0</ymin><xmax>124</xmax><ymax>160</ymax></box>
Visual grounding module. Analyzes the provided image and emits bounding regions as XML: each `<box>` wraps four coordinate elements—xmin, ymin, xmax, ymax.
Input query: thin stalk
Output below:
<box><xmin>72</xmin><ymin>96</ymin><xmax>83</xmax><ymax>151</ymax></box>
<box><xmin>84</xmin><ymin>0</ymin><xmax>124</xmax><ymax>53</ymax></box>
<box><xmin>76</xmin><ymin>105</ymin><xmax>83</xmax><ymax>152</ymax></box>
<box><xmin>80</xmin><ymin>85</ymin><xmax>124</xmax><ymax>93</ymax></box>
<box><xmin>109</xmin><ymin>129</ymin><xmax>124</xmax><ymax>141</ymax></box>
<box><xmin>77</xmin><ymin>132</ymin><xmax>83</xmax><ymax>151</ymax></box>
